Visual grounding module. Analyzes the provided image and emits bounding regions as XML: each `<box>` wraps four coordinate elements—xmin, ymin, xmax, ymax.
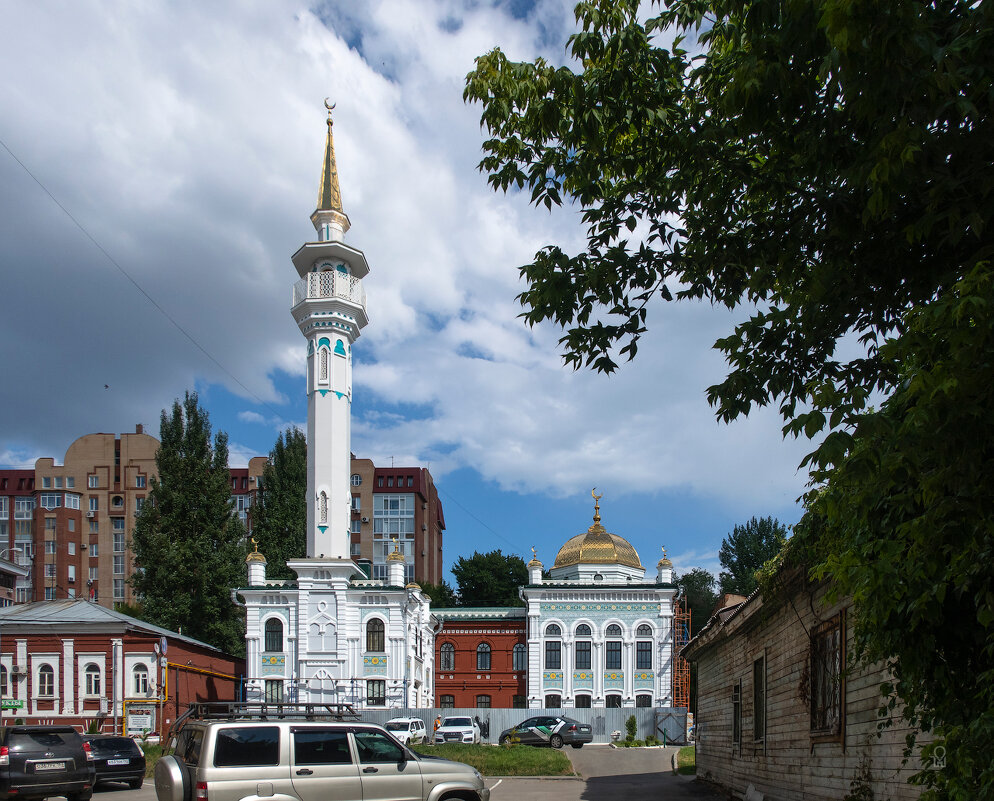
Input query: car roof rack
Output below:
<box><xmin>167</xmin><ymin>701</ymin><xmax>362</xmax><ymax>740</ymax></box>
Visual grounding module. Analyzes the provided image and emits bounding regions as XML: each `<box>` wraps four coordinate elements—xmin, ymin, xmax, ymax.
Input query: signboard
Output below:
<box><xmin>127</xmin><ymin>706</ymin><xmax>155</xmax><ymax>735</ymax></box>
<box><xmin>1</xmin><ymin>699</ymin><xmax>25</xmax><ymax>710</ymax></box>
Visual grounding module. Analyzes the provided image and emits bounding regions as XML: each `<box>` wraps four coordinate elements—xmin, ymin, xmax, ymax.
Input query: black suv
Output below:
<box><xmin>83</xmin><ymin>735</ymin><xmax>146</xmax><ymax>789</ymax></box>
<box><xmin>0</xmin><ymin>725</ymin><xmax>94</xmax><ymax>801</ymax></box>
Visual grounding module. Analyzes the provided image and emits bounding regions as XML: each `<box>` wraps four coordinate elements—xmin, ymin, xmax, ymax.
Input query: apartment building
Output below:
<box><xmin>0</xmin><ymin>428</ymin><xmax>265</xmax><ymax>608</ymax></box>
<box><xmin>349</xmin><ymin>457</ymin><xmax>446</xmax><ymax>586</ymax></box>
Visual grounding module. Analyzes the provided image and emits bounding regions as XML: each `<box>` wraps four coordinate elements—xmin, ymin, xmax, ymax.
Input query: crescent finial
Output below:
<box><xmin>324</xmin><ymin>98</ymin><xmax>336</xmax><ymax>112</ymax></box>
<box><xmin>591</xmin><ymin>487</ymin><xmax>602</xmax><ymax>502</ymax></box>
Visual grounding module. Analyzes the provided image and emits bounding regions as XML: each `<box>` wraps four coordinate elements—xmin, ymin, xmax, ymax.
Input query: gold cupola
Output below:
<box><xmin>549</xmin><ymin>490</ymin><xmax>644</xmax><ymax>582</ymax></box>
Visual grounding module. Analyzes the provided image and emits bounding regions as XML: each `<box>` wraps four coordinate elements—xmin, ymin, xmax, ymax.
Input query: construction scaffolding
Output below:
<box><xmin>672</xmin><ymin>596</ymin><xmax>691</xmax><ymax>710</ymax></box>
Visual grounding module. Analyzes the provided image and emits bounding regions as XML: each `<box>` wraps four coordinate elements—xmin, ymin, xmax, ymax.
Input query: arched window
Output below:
<box><xmin>133</xmin><ymin>664</ymin><xmax>149</xmax><ymax>695</ymax></box>
<box><xmin>264</xmin><ymin>618</ymin><xmax>284</xmax><ymax>652</ymax></box>
<box><xmin>637</xmin><ymin>624</ymin><xmax>653</xmax><ymax>669</ymax></box>
<box><xmin>366</xmin><ymin>618</ymin><xmax>385</xmax><ymax>653</ymax></box>
<box><xmin>575</xmin><ymin>624</ymin><xmax>591</xmax><ymax>636</ymax></box>
<box><xmin>440</xmin><ymin>642</ymin><xmax>455</xmax><ymax>671</ymax></box>
<box><xmin>319</xmin><ymin>491</ymin><xmax>328</xmax><ymax>524</ymax></box>
<box><xmin>545</xmin><ymin>694</ymin><xmax>562</xmax><ymax>708</ymax></box>
<box><xmin>84</xmin><ymin>663</ymin><xmax>101</xmax><ymax>696</ymax></box>
<box><xmin>574</xmin><ymin>694</ymin><xmax>591</xmax><ymax>708</ymax></box>
<box><xmin>606</xmin><ymin>624</ymin><xmax>622</xmax><ymax>670</ymax></box>
<box><xmin>545</xmin><ymin>623</ymin><xmax>561</xmax><ymax>636</ymax></box>
<box><xmin>637</xmin><ymin>624</ymin><xmax>653</xmax><ymax>636</ymax></box>
<box><xmin>476</xmin><ymin>642</ymin><xmax>491</xmax><ymax>671</ymax></box>
<box><xmin>606</xmin><ymin>694</ymin><xmax>622</xmax><ymax>708</ymax></box>
<box><xmin>636</xmin><ymin>694</ymin><xmax>653</xmax><ymax>707</ymax></box>
<box><xmin>38</xmin><ymin>664</ymin><xmax>55</xmax><ymax>697</ymax></box>
<box><xmin>476</xmin><ymin>694</ymin><xmax>491</xmax><ymax>708</ymax></box>
<box><xmin>440</xmin><ymin>695</ymin><xmax>455</xmax><ymax>708</ymax></box>
<box><xmin>0</xmin><ymin>665</ymin><xmax>7</xmax><ymax>699</ymax></box>
<box><xmin>512</xmin><ymin>643</ymin><xmax>527</xmax><ymax>671</ymax></box>
<box><xmin>319</xmin><ymin>348</ymin><xmax>329</xmax><ymax>382</ymax></box>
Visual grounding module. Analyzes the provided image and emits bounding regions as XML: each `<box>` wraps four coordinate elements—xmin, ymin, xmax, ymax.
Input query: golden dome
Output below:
<box><xmin>657</xmin><ymin>546</ymin><xmax>673</xmax><ymax>569</ymax></box>
<box><xmin>246</xmin><ymin>538</ymin><xmax>267</xmax><ymax>563</ymax></box>
<box><xmin>552</xmin><ymin>493</ymin><xmax>642</xmax><ymax>570</ymax></box>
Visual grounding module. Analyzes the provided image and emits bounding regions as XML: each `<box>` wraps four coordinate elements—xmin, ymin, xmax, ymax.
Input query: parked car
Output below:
<box><xmin>498</xmin><ymin>716</ymin><xmax>593</xmax><ymax>749</ymax></box>
<box><xmin>82</xmin><ymin>735</ymin><xmax>145</xmax><ymax>789</ymax></box>
<box><xmin>0</xmin><ymin>725</ymin><xmax>95</xmax><ymax>801</ymax></box>
<box><xmin>153</xmin><ymin>702</ymin><xmax>488</xmax><ymax>801</ymax></box>
<box><xmin>433</xmin><ymin>716</ymin><xmax>481</xmax><ymax>745</ymax></box>
<box><xmin>384</xmin><ymin>717</ymin><xmax>428</xmax><ymax>744</ymax></box>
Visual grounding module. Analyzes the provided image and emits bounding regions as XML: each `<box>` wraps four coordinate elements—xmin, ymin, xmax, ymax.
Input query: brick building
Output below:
<box><xmin>0</xmin><ymin>600</ymin><xmax>243</xmax><ymax>738</ymax></box>
<box><xmin>349</xmin><ymin>457</ymin><xmax>445</xmax><ymax>586</ymax></box>
<box><xmin>434</xmin><ymin>608</ymin><xmax>528</xmax><ymax>709</ymax></box>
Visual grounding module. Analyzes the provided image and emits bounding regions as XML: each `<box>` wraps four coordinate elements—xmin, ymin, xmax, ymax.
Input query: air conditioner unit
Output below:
<box><xmin>361</xmin><ymin>517</ymin><xmax>369</xmax><ymax>523</ymax></box>
<box><xmin>12</xmin><ymin>665</ymin><xmax>27</xmax><ymax>675</ymax></box>
<box><xmin>86</xmin><ymin>511</ymin><xmax>95</xmax><ymax>519</ymax></box>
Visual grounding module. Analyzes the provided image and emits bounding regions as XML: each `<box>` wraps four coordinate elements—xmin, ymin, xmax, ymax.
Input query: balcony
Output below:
<box><xmin>292</xmin><ymin>272</ymin><xmax>366</xmax><ymax>310</ymax></box>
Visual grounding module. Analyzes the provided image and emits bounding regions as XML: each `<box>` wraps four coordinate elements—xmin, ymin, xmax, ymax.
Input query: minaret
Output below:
<box><xmin>290</xmin><ymin>100</ymin><xmax>369</xmax><ymax>563</ymax></box>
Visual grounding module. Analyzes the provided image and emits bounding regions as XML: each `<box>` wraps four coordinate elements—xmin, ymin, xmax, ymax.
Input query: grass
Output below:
<box><xmin>411</xmin><ymin>743</ymin><xmax>575</xmax><ymax>776</ymax></box>
<box><xmin>143</xmin><ymin>743</ymin><xmax>165</xmax><ymax>776</ymax></box>
<box><xmin>676</xmin><ymin>745</ymin><xmax>696</xmax><ymax>775</ymax></box>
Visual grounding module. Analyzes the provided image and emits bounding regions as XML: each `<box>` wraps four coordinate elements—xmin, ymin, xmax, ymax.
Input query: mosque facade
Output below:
<box><xmin>238</xmin><ymin>104</ymin><xmax>436</xmax><ymax>709</ymax></box>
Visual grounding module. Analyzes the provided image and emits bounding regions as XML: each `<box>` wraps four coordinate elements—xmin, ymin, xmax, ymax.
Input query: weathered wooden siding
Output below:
<box><xmin>692</xmin><ymin>585</ymin><xmax>926</xmax><ymax>800</ymax></box>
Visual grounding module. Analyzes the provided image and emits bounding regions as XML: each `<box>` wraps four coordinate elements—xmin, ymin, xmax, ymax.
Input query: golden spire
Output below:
<box><xmin>387</xmin><ymin>536</ymin><xmax>406</xmax><ymax>562</ymax></box>
<box><xmin>246</xmin><ymin>537</ymin><xmax>267</xmax><ymax>563</ymax></box>
<box><xmin>591</xmin><ymin>487</ymin><xmax>603</xmax><ymax>523</ymax></box>
<box><xmin>658</xmin><ymin>546</ymin><xmax>673</xmax><ymax>568</ymax></box>
<box><xmin>317</xmin><ymin>99</ymin><xmax>344</xmax><ymax>213</ymax></box>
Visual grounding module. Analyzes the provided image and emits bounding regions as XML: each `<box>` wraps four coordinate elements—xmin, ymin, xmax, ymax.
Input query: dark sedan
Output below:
<box><xmin>82</xmin><ymin>736</ymin><xmax>145</xmax><ymax>789</ymax></box>
<box><xmin>498</xmin><ymin>715</ymin><xmax>593</xmax><ymax>749</ymax></box>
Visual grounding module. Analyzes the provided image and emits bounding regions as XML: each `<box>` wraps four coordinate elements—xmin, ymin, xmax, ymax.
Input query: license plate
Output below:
<box><xmin>107</xmin><ymin>759</ymin><xmax>130</xmax><ymax>766</ymax></box>
<box><xmin>35</xmin><ymin>761</ymin><xmax>66</xmax><ymax>771</ymax></box>
<box><xmin>580</xmin><ymin>727</ymin><xmax>590</xmax><ymax>732</ymax></box>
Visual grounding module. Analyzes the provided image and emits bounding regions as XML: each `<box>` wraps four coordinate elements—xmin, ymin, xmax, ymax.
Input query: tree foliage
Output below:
<box><xmin>451</xmin><ymin>550</ymin><xmax>528</xmax><ymax>607</ymax></box>
<box><xmin>419</xmin><ymin>580</ymin><xmax>459</xmax><ymax>608</ymax></box>
<box><xmin>676</xmin><ymin>567</ymin><xmax>718</xmax><ymax>639</ymax></box>
<box><xmin>130</xmin><ymin>392</ymin><xmax>245</xmax><ymax>656</ymax></box>
<box><xmin>718</xmin><ymin>517</ymin><xmax>788</xmax><ymax>597</ymax></box>
<box><xmin>466</xmin><ymin>0</ymin><xmax>994</xmax><ymax>795</ymax></box>
<box><xmin>250</xmin><ymin>428</ymin><xmax>307</xmax><ymax>582</ymax></box>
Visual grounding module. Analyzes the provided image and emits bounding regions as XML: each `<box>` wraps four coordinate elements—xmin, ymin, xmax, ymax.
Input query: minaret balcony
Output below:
<box><xmin>292</xmin><ymin>271</ymin><xmax>367</xmax><ymax>311</ymax></box>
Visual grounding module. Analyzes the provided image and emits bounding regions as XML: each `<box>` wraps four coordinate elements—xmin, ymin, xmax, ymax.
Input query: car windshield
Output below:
<box><xmin>442</xmin><ymin>718</ymin><xmax>472</xmax><ymax>727</ymax></box>
<box><xmin>385</xmin><ymin>722</ymin><xmax>408</xmax><ymax>731</ymax></box>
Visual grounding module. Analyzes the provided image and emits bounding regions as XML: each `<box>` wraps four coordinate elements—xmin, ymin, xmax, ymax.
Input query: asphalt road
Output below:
<box><xmin>82</xmin><ymin>745</ymin><xmax>724</xmax><ymax>801</ymax></box>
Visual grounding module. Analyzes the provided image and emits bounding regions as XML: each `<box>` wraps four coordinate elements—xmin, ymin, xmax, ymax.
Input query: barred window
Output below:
<box><xmin>440</xmin><ymin>642</ymin><xmax>455</xmax><ymax>671</ymax></box>
<box><xmin>811</xmin><ymin>613</ymin><xmax>844</xmax><ymax>738</ymax></box>
<box><xmin>476</xmin><ymin>643</ymin><xmax>491</xmax><ymax>671</ymax></box>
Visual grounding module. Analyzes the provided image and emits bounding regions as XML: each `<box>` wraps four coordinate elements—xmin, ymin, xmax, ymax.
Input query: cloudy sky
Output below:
<box><xmin>0</xmin><ymin>0</ymin><xmax>814</xmax><ymax>584</ymax></box>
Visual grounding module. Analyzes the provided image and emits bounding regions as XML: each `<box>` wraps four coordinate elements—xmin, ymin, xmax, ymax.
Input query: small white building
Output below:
<box><xmin>238</xmin><ymin>104</ymin><xmax>434</xmax><ymax>710</ymax></box>
<box><xmin>522</xmin><ymin>494</ymin><xmax>679</xmax><ymax>709</ymax></box>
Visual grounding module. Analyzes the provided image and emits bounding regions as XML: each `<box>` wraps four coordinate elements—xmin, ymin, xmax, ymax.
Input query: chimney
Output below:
<box><xmin>136</xmin><ymin>424</ymin><xmax>144</xmax><ymax>435</ymax></box>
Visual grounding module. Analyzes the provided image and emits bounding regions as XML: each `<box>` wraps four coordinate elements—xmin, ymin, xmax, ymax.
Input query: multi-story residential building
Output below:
<box><xmin>1</xmin><ymin>433</ymin><xmax>445</xmax><ymax>606</ymax></box>
<box><xmin>0</xmin><ymin>427</ymin><xmax>266</xmax><ymax>608</ymax></box>
<box><xmin>349</xmin><ymin>457</ymin><xmax>445</xmax><ymax>586</ymax></box>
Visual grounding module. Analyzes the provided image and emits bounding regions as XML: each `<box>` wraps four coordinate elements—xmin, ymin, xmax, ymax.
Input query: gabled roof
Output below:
<box><xmin>0</xmin><ymin>600</ymin><xmax>227</xmax><ymax>654</ymax></box>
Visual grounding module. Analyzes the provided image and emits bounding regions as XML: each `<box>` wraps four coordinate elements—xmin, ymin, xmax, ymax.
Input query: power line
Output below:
<box><xmin>0</xmin><ymin>133</ymin><xmax>287</xmax><ymax>423</ymax></box>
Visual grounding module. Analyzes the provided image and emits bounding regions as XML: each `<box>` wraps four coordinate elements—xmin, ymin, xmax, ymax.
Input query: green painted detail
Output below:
<box><xmin>334</xmin><ymin>392</ymin><xmax>345</xmax><ymax>399</ymax></box>
<box><xmin>334</xmin><ymin>339</ymin><xmax>347</xmax><ymax>356</ymax></box>
<box><xmin>319</xmin><ymin>390</ymin><xmax>329</xmax><ymax>397</ymax></box>
<box><xmin>318</xmin><ymin>337</ymin><xmax>331</xmax><ymax>348</ymax></box>
<box><xmin>318</xmin><ymin>525</ymin><xmax>328</xmax><ymax>533</ymax></box>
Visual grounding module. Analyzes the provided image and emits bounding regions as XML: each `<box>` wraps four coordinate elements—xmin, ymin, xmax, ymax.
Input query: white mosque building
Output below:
<box><xmin>239</xmin><ymin>106</ymin><xmax>684</xmax><ymax>713</ymax></box>
<box><xmin>239</xmin><ymin>103</ymin><xmax>436</xmax><ymax>709</ymax></box>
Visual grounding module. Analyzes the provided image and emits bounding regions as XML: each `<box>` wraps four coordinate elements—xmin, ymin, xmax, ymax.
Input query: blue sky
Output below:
<box><xmin>0</xmin><ymin>0</ymin><xmax>813</xmax><ymax>584</ymax></box>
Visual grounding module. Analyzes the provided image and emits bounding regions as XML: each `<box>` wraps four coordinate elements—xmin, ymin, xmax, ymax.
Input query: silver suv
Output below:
<box><xmin>154</xmin><ymin>703</ymin><xmax>488</xmax><ymax>801</ymax></box>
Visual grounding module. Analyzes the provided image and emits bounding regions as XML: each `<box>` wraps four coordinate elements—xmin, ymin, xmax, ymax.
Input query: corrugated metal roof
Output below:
<box><xmin>0</xmin><ymin>600</ymin><xmax>225</xmax><ymax>653</ymax></box>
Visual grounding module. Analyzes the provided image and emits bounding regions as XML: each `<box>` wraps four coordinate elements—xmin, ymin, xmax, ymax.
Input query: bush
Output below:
<box><xmin>625</xmin><ymin>715</ymin><xmax>638</xmax><ymax>743</ymax></box>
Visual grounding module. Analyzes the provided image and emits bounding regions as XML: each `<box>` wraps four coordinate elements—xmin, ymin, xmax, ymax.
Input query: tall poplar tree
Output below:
<box><xmin>130</xmin><ymin>391</ymin><xmax>245</xmax><ymax>655</ymax></box>
<box><xmin>250</xmin><ymin>428</ymin><xmax>307</xmax><ymax>581</ymax></box>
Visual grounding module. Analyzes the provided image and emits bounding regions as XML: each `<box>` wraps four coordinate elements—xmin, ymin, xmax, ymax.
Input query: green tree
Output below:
<box><xmin>718</xmin><ymin>517</ymin><xmax>788</xmax><ymax>597</ymax></box>
<box><xmin>130</xmin><ymin>391</ymin><xmax>245</xmax><ymax>655</ymax></box>
<box><xmin>250</xmin><ymin>428</ymin><xmax>307</xmax><ymax>582</ymax></box>
<box><xmin>451</xmin><ymin>550</ymin><xmax>527</xmax><ymax>607</ymax></box>
<box><xmin>419</xmin><ymin>580</ymin><xmax>459</xmax><ymax>608</ymax></box>
<box><xmin>675</xmin><ymin>567</ymin><xmax>718</xmax><ymax>639</ymax></box>
<box><xmin>465</xmin><ymin>1</ymin><xmax>993</xmax><ymax>795</ymax></box>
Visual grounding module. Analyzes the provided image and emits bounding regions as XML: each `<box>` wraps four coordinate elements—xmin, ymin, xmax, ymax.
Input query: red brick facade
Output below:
<box><xmin>0</xmin><ymin>601</ymin><xmax>243</xmax><ymax>738</ymax></box>
<box><xmin>434</xmin><ymin>611</ymin><xmax>527</xmax><ymax>708</ymax></box>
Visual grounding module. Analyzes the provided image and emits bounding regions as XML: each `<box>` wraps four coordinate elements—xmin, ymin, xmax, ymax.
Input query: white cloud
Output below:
<box><xmin>0</xmin><ymin>0</ymin><xmax>811</xmax><ymax>529</ymax></box>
